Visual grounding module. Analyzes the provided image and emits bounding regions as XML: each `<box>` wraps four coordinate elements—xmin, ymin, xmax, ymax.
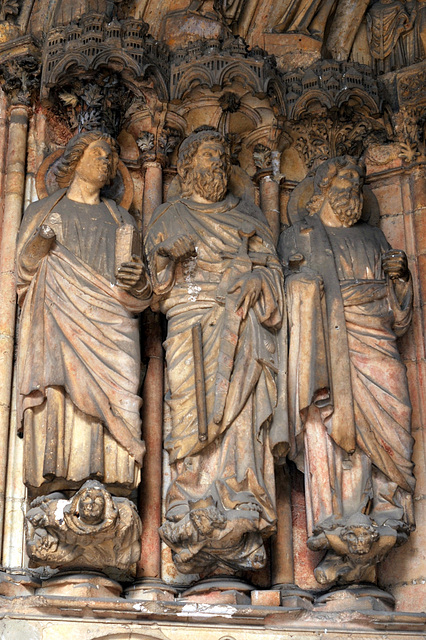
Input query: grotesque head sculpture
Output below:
<box><xmin>78</xmin><ymin>486</ymin><xmax>106</xmax><ymax>525</ymax></box>
<box><xmin>340</xmin><ymin>514</ymin><xmax>380</xmax><ymax>555</ymax></box>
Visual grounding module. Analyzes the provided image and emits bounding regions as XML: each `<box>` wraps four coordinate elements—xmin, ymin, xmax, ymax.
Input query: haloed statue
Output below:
<box><xmin>279</xmin><ymin>155</ymin><xmax>415</xmax><ymax>588</ymax></box>
<box><xmin>17</xmin><ymin>132</ymin><xmax>151</xmax><ymax>577</ymax></box>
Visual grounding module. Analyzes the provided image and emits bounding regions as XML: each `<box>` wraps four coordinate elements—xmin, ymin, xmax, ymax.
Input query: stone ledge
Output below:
<box><xmin>0</xmin><ymin>595</ymin><xmax>424</xmax><ymax>634</ymax></box>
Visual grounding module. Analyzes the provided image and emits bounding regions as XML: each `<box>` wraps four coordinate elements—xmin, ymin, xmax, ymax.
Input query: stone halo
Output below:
<box><xmin>287</xmin><ymin>173</ymin><xmax>380</xmax><ymax>226</ymax></box>
<box><xmin>35</xmin><ymin>147</ymin><xmax>134</xmax><ymax>209</ymax></box>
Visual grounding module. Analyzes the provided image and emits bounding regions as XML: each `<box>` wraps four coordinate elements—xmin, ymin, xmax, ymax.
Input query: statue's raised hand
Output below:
<box><xmin>228</xmin><ymin>271</ymin><xmax>263</xmax><ymax>319</ymax></box>
<box><xmin>157</xmin><ymin>235</ymin><xmax>196</xmax><ymax>262</ymax></box>
<box><xmin>116</xmin><ymin>255</ymin><xmax>145</xmax><ymax>291</ymax></box>
<box><xmin>382</xmin><ymin>249</ymin><xmax>409</xmax><ymax>281</ymax></box>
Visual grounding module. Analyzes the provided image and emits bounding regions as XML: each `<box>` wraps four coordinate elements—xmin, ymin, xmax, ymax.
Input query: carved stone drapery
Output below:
<box><xmin>0</xmin><ymin>0</ymin><xmax>422</xmax><ymax>615</ymax></box>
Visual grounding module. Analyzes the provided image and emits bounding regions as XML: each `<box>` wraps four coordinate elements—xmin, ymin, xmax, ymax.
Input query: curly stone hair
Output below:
<box><xmin>55</xmin><ymin>131</ymin><xmax>120</xmax><ymax>188</ymax></box>
<box><xmin>177</xmin><ymin>128</ymin><xmax>231</xmax><ymax>197</ymax></box>
<box><xmin>306</xmin><ymin>155</ymin><xmax>365</xmax><ymax>216</ymax></box>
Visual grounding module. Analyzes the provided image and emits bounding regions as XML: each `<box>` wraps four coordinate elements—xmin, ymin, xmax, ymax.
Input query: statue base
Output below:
<box><xmin>0</xmin><ymin>569</ymin><xmax>41</xmax><ymax>596</ymax></box>
<box><xmin>125</xmin><ymin>577</ymin><xmax>178</xmax><ymax>601</ymax></box>
<box><xmin>36</xmin><ymin>571</ymin><xmax>123</xmax><ymax>598</ymax></box>
<box><xmin>273</xmin><ymin>582</ymin><xmax>315</xmax><ymax>609</ymax></box>
<box><xmin>315</xmin><ymin>583</ymin><xmax>395</xmax><ymax>612</ymax></box>
<box><xmin>25</xmin><ymin>481</ymin><xmax>142</xmax><ymax>582</ymax></box>
<box><xmin>180</xmin><ymin>576</ymin><xmax>252</xmax><ymax>604</ymax></box>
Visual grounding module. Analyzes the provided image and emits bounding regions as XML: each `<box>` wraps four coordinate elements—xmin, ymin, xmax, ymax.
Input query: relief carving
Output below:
<box><xmin>0</xmin><ymin>54</ymin><xmax>40</xmax><ymax>104</ymax></box>
<box><xmin>366</xmin><ymin>0</ymin><xmax>424</xmax><ymax>74</ymax></box>
<box><xmin>0</xmin><ymin>0</ymin><xmax>421</xmax><ymax>610</ymax></box>
<box><xmin>26</xmin><ymin>481</ymin><xmax>142</xmax><ymax>578</ymax></box>
<box><xmin>145</xmin><ymin>129</ymin><xmax>287</xmax><ymax>576</ymax></box>
<box><xmin>278</xmin><ymin>155</ymin><xmax>415</xmax><ymax>586</ymax></box>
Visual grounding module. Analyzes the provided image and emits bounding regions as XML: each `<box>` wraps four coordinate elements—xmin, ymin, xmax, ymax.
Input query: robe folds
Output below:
<box><xmin>17</xmin><ymin>191</ymin><xmax>150</xmax><ymax>496</ymax></box>
<box><xmin>279</xmin><ymin>216</ymin><xmax>415</xmax><ymax>535</ymax></box>
<box><xmin>145</xmin><ymin>194</ymin><xmax>288</xmax><ymax>573</ymax></box>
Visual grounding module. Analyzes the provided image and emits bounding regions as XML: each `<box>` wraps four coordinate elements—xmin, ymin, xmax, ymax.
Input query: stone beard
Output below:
<box><xmin>182</xmin><ymin>165</ymin><xmax>229</xmax><ymax>203</ymax></box>
<box><xmin>279</xmin><ymin>156</ymin><xmax>415</xmax><ymax>586</ymax></box>
<box><xmin>145</xmin><ymin>132</ymin><xmax>287</xmax><ymax>576</ymax></box>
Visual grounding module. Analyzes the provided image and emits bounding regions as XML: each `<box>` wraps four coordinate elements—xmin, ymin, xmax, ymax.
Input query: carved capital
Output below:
<box><xmin>391</xmin><ymin>106</ymin><xmax>424</xmax><ymax>164</ymax></box>
<box><xmin>285</xmin><ymin>109</ymin><xmax>388</xmax><ymax>171</ymax></box>
<box><xmin>0</xmin><ymin>54</ymin><xmax>40</xmax><ymax>106</ymax></box>
<box><xmin>54</xmin><ymin>74</ymin><xmax>138</xmax><ymax>137</ymax></box>
<box><xmin>253</xmin><ymin>143</ymin><xmax>272</xmax><ymax>171</ymax></box>
<box><xmin>137</xmin><ymin>126</ymin><xmax>182</xmax><ymax>166</ymax></box>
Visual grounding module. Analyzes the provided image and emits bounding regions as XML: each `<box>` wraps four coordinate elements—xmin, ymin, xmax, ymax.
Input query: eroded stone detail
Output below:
<box><xmin>25</xmin><ymin>480</ymin><xmax>142</xmax><ymax>578</ymax></box>
<box><xmin>145</xmin><ymin>128</ymin><xmax>286</xmax><ymax>576</ymax></box>
<box><xmin>279</xmin><ymin>155</ymin><xmax>415</xmax><ymax>587</ymax></box>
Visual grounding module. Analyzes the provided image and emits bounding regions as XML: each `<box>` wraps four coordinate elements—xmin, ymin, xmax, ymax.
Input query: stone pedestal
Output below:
<box><xmin>36</xmin><ymin>571</ymin><xmax>123</xmax><ymax>598</ymax></box>
<box><xmin>125</xmin><ymin>577</ymin><xmax>178</xmax><ymax>602</ymax></box>
<box><xmin>0</xmin><ymin>570</ymin><xmax>41</xmax><ymax>597</ymax></box>
<box><xmin>180</xmin><ymin>577</ymin><xmax>253</xmax><ymax>605</ymax></box>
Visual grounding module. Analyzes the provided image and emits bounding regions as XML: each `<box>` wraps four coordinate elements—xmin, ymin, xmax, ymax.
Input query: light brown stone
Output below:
<box><xmin>180</xmin><ymin>589</ymin><xmax>251</xmax><ymax>604</ymax></box>
<box><xmin>251</xmin><ymin>589</ymin><xmax>281</xmax><ymax>606</ymax></box>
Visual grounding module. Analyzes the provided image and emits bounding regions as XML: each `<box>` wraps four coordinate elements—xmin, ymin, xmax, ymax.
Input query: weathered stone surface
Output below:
<box><xmin>279</xmin><ymin>155</ymin><xmax>416</xmax><ymax>588</ymax></box>
<box><xmin>0</xmin><ymin>0</ymin><xmax>424</xmax><ymax>624</ymax></box>
<box><xmin>26</xmin><ymin>481</ymin><xmax>142</xmax><ymax>579</ymax></box>
<box><xmin>145</xmin><ymin>128</ymin><xmax>286</xmax><ymax>578</ymax></box>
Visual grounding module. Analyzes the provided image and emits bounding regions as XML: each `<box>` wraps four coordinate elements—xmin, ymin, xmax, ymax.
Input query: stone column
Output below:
<box><xmin>258</xmin><ymin>170</ymin><xmax>280</xmax><ymax>246</ymax></box>
<box><xmin>0</xmin><ymin>90</ymin><xmax>8</xmax><ymax>231</ymax></box>
<box><xmin>253</xmin><ymin>144</ymin><xmax>280</xmax><ymax>246</ymax></box>
<box><xmin>128</xmin><ymin>155</ymin><xmax>176</xmax><ymax>600</ymax></box>
<box><xmin>371</xmin><ymin>163</ymin><xmax>426</xmax><ymax>613</ymax></box>
<box><xmin>271</xmin><ymin>465</ymin><xmax>313</xmax><ymax>607</ymax></box>
<box><xmin>142</xmin><ymin>161</ymin><xmax>163</xmax><ymax>235</ymax></box>
<box><xmin>0</xmin><ymin>104</ymin><xmax>29</xmax><ymax>559</ymax></box>
<box><xmin>138</xmin><ymin>160</ymin><xmax>163</xmax><ymax>582</ymax></box>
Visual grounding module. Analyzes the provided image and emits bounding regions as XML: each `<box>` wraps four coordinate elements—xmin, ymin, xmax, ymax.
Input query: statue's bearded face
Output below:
<box><xmin>74</xmin><ymin>139</ymin><xmax>115</xmax><ymax>190</ymax></box>
<box><xmin>188</xmin><ymin>140</ymin><xmax>230</xmax><ymax>203</ymax></box>
<box><xmin>328</xmin><ymin>166</ymin><xmax>363</xmax><ymax>227</ymax></box>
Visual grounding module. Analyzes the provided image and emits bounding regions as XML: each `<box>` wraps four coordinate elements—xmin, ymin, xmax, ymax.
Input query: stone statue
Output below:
<box><xmin>273</xmin><ymin>0</ymin><xmax>337</xmax><ymax>40</ymax></box>
<box><xmin>145</xmin><ymin>129</ymin><xmax>287</xmax><ymax>577</ymax></box>
<box><xmin>278</xmin><ymin>156</ymin><xmax>415</xmax><ymax>586</ymax></box>
<box><xmin>159</xmin><ymin>0</ymin><xmax>230</xmax><ymax>48</ymax></box>
<box><xmin>16</xmin><ymin>131</ymin><xmax>151</xmax><ymax>499</ymax></box>
<box><xmin>25</xmin><ymin>480</ymin><xmax>142</xmax><ymax>579</ymax></box>
<box><xmin>367</xmin><ymin>0</ymin><xmax>417</xmax><ymax>73</ymax></box>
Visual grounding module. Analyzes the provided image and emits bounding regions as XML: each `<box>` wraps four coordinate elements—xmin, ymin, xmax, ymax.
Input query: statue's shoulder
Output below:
<box><xmin>115</xmin><ymin>203</ymin><xmax>137</xmax><ymax>227</ymax></box>
<box><xmin>149</xmin><ymin>200</ymin><xmax>179</xmax><ymax>228</ymax></box>
<box><xmin>23</xmin><ymin>189</ymin><xmax>67</xmax><ymax>219</ymax></box>
<box><xmin>356</xmin><ymin>221</ymin><xmax>390</xmax><ymax>249</ymax></box>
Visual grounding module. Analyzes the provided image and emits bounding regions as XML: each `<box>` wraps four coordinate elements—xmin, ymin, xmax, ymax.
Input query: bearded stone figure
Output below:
<box><xmin>145</xmin><ymin>129</ymin><xmax>287</xmax><ymax>577</ymax></box>
<box><xmin>278</xmin><ymin>156</ymin><xmax>415</xmax><ymax>587</ymax></box>
<box><xmin>17</xmin><ymin>132</ymin><xmax>150</xmax><ymax>503</ymax></box>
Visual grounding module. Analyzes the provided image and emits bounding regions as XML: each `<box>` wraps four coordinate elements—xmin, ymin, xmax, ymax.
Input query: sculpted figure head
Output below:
<box><xmin>78</xmin><ymin>486</ymin><xmax>106</xmax><ymax>525</ymax></box>
<box><xmin>55</xmin><ymin>131</ymin><xmax>120</xmax><ymax>190</ymax></box>
<box><xmin>307</xmin><ymin>155</ymin><xmax>365</xmax><ymax>227</ymax></box>
<box><xmin>177</xmin><ymin>129</ymin><xmax>231</xmax><ymax>203</ymax></box>
<box><xmin>340</xmin><ymin>514</ymin><xmax>380</xmax><ymax>555</ymax></box>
